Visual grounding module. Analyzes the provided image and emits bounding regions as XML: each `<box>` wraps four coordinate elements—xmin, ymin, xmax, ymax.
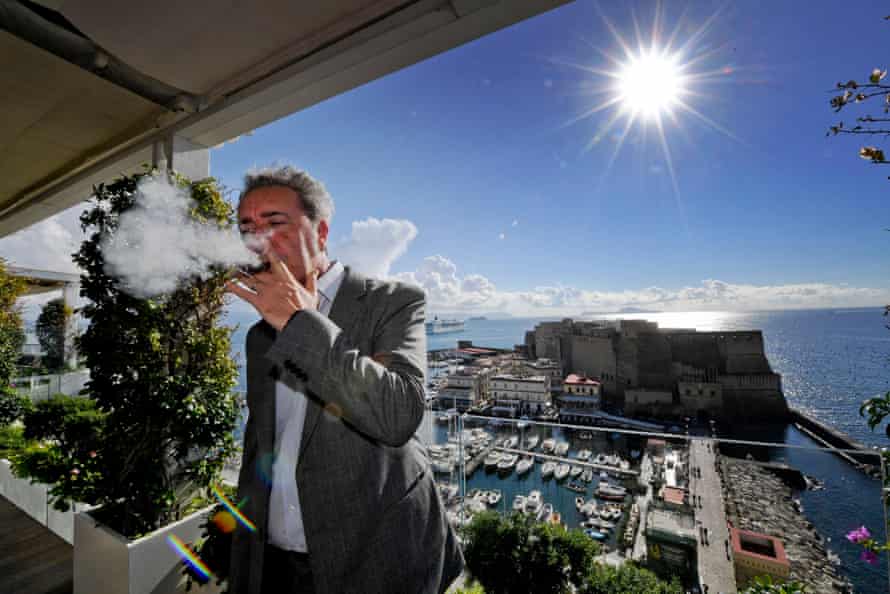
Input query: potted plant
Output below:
<box><xmin>14</xmin><ymin>170</ymin><xmax>241</xmax><ymax>594</ymax></box>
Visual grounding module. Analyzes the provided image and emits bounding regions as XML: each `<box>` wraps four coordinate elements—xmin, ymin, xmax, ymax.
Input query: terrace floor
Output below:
<box><xmin>0</xmin><ymin>494</ymin><xmax>72</xmax><ymax>594</ymax></box>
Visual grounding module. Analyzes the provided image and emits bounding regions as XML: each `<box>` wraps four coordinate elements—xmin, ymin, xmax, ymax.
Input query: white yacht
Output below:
<box><xmin>516</xmin><ymin>457</ymin><xmax>534</xmax><ymax>475</ymax></box>
<box><xmin>577</xmin><ymin>449</ymin><xmax>592</xmax><ymax>462</ymax></box>
<box><xmin>487</xmin><ymin>489</ymin><xmax>502</xmax><ymax>506</ymax></box>
<box><xmin>512</xmin><ymin>494</ymin><xmax>527</xmax><ymax>512</ymax></box>
<box><xmin>541</xmin><ymin>460</ymin><xmax>556</xmax><ymax>478</ymax></box>
<box><xmin>541</xmin><ymin>438</ymin><xmax>556</xmax><ymax>454</ymax></box>
<box><xmin>484</xmin><ymin>451</ymin><xmax>502</xmax><ymax>471</ymax></box>
<box><xmin>425</xmin><ymin>317</ymin><xmax>465</xmax><ymax>334</ymax></box>
<box><xmin>580</xmin><ymin>468</ymin><xmax>594</xmax><ymax>483</ymax></box>
<box><xmin>524</xmin><ymin>435</ymin><xmax>540</xmax><ymax>450</ymax></box>
<box><xmin>524</xmin><ymin>490</ymin><xmax>543</xmax><ymax>519</ymax></box>
<box><xmin>554</xmin><ymin>463</ymin><xmax>571</xmax><ymax>481</ymax></box>
<box><xmin>497</xmin><ymin>453</ymin><xmax>518</xmax><ymax>475</ymax></box>
<box><xmin>503</xmin><ymin>436</ymin><xmax>519</xmax><ymax>449</ymax></box>
<box><xmin>555</xmin><ymin>441</ymin><xmax>569</xmax><ymax>457</ymax></box>
<box><xmin>569</xmin><ymin>465</ymin><xmax>583</xmax><ymax>479</ymax></box>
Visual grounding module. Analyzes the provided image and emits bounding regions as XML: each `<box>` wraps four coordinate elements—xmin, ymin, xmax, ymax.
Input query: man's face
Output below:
<box><xmin>237</xmin><ymin>185</ymin><xmax>329</xmax><ymax>282</ymax></box>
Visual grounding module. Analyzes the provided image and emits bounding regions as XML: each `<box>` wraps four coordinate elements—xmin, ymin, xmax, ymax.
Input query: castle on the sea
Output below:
<box><xmin>524</xmin><ymin>319</ymin><xmax>788</xmax><ymax>422</ymax></box>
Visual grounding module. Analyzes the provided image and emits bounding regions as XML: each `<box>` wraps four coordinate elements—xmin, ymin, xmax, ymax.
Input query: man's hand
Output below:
<box><xmin>226</xmin><ymin>233</ymin><xmax>320</xmax><ymax>331</ymax></box>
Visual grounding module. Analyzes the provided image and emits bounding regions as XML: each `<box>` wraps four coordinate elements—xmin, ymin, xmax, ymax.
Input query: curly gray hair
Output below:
<box><xmin>239</xmin><ymin>165</ymin><xmax>335</xmax><ymax>222</ymax></box>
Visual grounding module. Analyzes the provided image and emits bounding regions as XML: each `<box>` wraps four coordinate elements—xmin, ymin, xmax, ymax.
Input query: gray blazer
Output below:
<box><xmin>228</xmin><ymin>265</ymin><xmax>464</xmax><ymax>594</ymax></box>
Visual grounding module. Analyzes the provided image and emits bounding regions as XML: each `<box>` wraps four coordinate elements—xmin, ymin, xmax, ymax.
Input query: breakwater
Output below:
<box><xmin>790</xmin><ymin>408</ymin><xmax>880</xmax><ymax>474</ymax></box>
<box><xmin>721</xmin><ymin>457</ymin><xmax>852</xmax><ymax>593</ymax></box>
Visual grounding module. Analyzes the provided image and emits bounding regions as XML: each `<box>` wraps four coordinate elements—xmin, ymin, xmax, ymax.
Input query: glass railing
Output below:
<box><xmin>427</xmin><ymin>411</ymin><xmax>890</xmax><ymax>593</ymax></box>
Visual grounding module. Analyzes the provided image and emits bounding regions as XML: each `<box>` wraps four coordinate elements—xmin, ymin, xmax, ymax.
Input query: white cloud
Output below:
<box><xmin>498</xmin><ymin>233</ymin><xmax>506</xmax><ymax>240</ymax></box>
<box><xmin>333</xmin><ymin>217</ymin><xmax>418</xmax><ymax>278</ymax></box>
<box><xmin>390</xmin><ymin>254</ymin><xmax>890</xmax><ymax>316</ymax></box>
<box><xmin>512</xmin><ymin>220</ymin><xmax>519</xmax><ymax>227</ymax></box>
<box><xmin>0</xmin><ymin>204</ymin><xmax>84</xmax><ymax>274</ymax></box>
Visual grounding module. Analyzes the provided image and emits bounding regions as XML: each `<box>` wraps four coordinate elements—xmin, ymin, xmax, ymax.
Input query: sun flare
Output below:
<box><xmin>616</xmin><ymin>50</ymin><xmax>685</xmax><ymax>119</ymax></box>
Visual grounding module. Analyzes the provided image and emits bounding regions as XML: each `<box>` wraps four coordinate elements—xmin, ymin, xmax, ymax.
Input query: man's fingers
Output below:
<box><xmin>225</xmin><ymin>280</ymin><xmax>260</xmax><ymax>305</ymax></box>
<box><xmin>305</xmin><ymin>268</ymin><xmax>319</xmax><ymax>294</ymax></box>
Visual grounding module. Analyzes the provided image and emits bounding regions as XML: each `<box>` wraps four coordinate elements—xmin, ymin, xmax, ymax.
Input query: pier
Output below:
<box><xmin>790</xmin><ymin>408</ymin><xmax>879</xmax><ymax>474</ymax></box>
<box><xmin>492</xmin><ymin>447</ymin><xmax>640</xmax><ymax>476</ymax></box>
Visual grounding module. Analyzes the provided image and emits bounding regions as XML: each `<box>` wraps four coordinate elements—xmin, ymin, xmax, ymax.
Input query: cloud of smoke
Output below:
<box><xmin>101</xmin><ymin>176</ymin><xmax>261</xmax><ymax>298</ymax></box>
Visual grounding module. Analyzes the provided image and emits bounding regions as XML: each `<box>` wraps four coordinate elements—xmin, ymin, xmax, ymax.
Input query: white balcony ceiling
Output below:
<box><xmin>0</xmin><ymin>0</ymin><xmax>570</xmax><ymax>237</ymax></box>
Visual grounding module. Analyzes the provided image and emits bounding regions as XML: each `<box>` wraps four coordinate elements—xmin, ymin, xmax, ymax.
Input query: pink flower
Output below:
<box><xmin>847</xmin><ymin>526</ymin><xmax>871</xmax><ymax>544</ymax></box>
<box><xmin>88</xmin><ymin>451</ymin><xmax>97</xmax><ymax>458</ymax></box>
<box><xmin>70</xmin><ymin>468</ymin><xmax>80</xmax><ymax>475</ymax></box>
<box><xmin>861</xmin><ymin>549</ymin><xmax>879</xmax><ymax>565</ymax></box>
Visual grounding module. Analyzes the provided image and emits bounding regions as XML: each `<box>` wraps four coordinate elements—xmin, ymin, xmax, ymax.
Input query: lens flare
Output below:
<box><xmin>616</xmin><ymin>50</ymin><xmax>686</xmax><ymax>119</ymax></box>
<box><xmin>167</xmin><ymin>534</ymin><xmax>214</xmax><ymax>582</ymax></box>
<box><xmin>211</xmin><ymin>484</ymin><xmax>257</xmax><ymax>532</ymax></box>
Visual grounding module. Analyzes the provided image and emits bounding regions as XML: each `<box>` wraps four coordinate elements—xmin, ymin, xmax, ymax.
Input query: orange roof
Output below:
<box><xmin>731</xmin><ymin>527</ymin><xmax>789</xmax><ymax>566</ymax></box>
<box><xmin>565</xmin><ymin>373</ymin><xmax>600</xmax><ymax>385</ymax></box>
<box><xmin>663</xmin><ymin>486</ymin><xmax>686</xmax><ymax>506</ymax></box>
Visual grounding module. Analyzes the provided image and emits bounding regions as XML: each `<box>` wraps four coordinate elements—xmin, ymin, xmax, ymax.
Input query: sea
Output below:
<box><xmin>224</xmin><ymin>307</ymin><xmax>890</xmax><ymax>593</ymax></box>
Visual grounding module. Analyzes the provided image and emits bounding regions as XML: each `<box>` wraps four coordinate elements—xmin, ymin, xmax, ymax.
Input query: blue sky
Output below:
<box><xmin>5</xmin><ymin>0</ymin><xmax>890</xmax><ymax>316</ymax></box>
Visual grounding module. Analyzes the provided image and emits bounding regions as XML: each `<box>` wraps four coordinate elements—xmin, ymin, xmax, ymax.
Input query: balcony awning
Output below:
<box><xmin>0</xmin><ymin>0</ymin><xmax>570</xmax><ymax>237</ymax></box>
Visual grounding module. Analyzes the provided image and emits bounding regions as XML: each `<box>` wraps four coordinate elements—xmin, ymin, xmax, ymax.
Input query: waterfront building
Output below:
<box><xmin>528</xmin><ymin>319</ymin><xmax>787</xmax><ymax>421</ymax></box>
<box><xmin>489</xmin><ymin>374</ymin><xmax>551</xmax><ymax>416</ymax></box>
<box><xmin>644</xmin><ymin>507</ymin><xmax>698</xmax><ymax>583</ymax></box>
<box><xmin>520</xmin><ymin>357</ymin><xmax>563</xmax><ymax>395</ymax></box>
<box><xmin>438</xmin><ymin>365</ymin><xmax>494</xmax><ymax>411</ymax></box>
<box><xmin>659</xmin><ymin>486</ymin><xmax>689</xmax><ymax>511</ymax></box>
<box><xmin>730</xmin><ymin>527</ymin><xmax>791</xmax><ymax>588</ymax></box>
<box><xmin>556</xmin><ymin>373</ymin><xmax>603</xmax><ymax>424</ymax></box>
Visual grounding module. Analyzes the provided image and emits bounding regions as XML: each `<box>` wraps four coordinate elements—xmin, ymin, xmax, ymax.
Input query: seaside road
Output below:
<box><xmin>690</xmin><ymin>440</ymin><xmax>736</xmax><ymax>594</ymax></box>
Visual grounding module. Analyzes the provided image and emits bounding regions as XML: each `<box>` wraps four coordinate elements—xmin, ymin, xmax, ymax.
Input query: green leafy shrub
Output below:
<box><xmin>0</xmin><ymin>389</ymin><xmax>30</xmax><ymax>426</ymax></box>
<box><xmin>461</xmin><ymin>511</ymin><xmax>599</xmax><ymax>594</ymax></box>
<box><xmin>15</xmin><ymin>170</ymin><xmax>240</xmax><ymax>538</ymax></box>
<box><xmin>0</xmin><ymin>424</ymin><xmax>30</xmax><ymax>459</ymax></box>
<box><xmin>578</xmin><ymin>563</ymin><xmax>683</xmax><ymax>594</ymax></box>
<box><xmin>741</xmin><ymin>575</ymin><xmax>807</xmax><ymax>593</ymax></box>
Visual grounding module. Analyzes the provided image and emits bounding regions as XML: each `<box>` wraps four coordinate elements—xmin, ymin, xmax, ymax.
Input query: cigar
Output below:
<box><xmin>239</xmin><ymin>261</ymin><xmax>270</xmax><ymax>275</ymax></box>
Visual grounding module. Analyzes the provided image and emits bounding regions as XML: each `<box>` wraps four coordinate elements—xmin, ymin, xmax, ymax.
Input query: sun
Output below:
<box><xmin>616</xmin><ymin>50</ymin><xmax>686</xmax><ymax>119</ymax></box>
<box><xmin>555</xmin><ymin>4</ymin><xmax>737</xmax><ymax>198</ymax></box>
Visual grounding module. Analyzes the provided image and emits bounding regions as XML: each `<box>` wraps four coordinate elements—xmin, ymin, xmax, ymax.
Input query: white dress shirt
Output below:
<box><xmin>268</xmin><ymin>260</ymin><xmax>346</xmax><ymax>552</ymax></box>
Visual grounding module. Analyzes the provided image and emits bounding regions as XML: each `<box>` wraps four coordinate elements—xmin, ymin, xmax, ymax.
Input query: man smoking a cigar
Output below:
<box><xmin>225</xmin><ymin>166</ymin><xmax>463</xmax><ymax>594</ymax></box>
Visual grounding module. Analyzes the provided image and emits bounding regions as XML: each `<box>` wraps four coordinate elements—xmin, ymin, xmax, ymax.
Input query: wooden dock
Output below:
<box><xmin>0</xmin><ymin>495</ymin><xmax>72</xmax><ymax>594</ymax></box>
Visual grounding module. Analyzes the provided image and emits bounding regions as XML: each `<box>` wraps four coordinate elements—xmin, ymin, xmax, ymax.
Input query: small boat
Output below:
<box><xmin>566</xmin><ymin>480</ymin><xmax>586</xmax><ymax>493</ymax></box>
<box><xmin>542</xmin><ymin>502</ymin><xmax>554</xmax><ymax>522</ymax></box>
<box><xmin>585</xmin><ymin>528</ymin><xmax>607</xmax><ymax>541</ymax></box>
<box><xmin>487</xmin><ymin>490</ymin><xmax>502</xmax><ymax>506</ymax></box>
<box><xmin>580</xmin><ymin>499</ymin><xmax>597</xmax><ymax>516</ymax></box>
<box><xmin>516</xmin><ymin>457</ymin><xmax>534</xmax><ymax>475</ymax></box>
<box><xmin>484</xmin><ymin>451</ymin><xmax>502</xmax><ymax>471</ymax></box>
<box><xmin>503</xmin><ymin>436</ymin><xmax>519</xmax><ymax>449</ymax></box>
<box><xmin>580</xmin><ymin>469</ymin><xmax>594</xmax><ymax>483</ymax></box>
<box><xmin>577</xmin><ymin>449</ymin><xmax>592</xmax><ymax>462</ymax></box>
<box><xmin>525</xmin><ymin>490</ymin><xmax>543</xmax><ymax>519</ymax></box>
<box><xmin>525</xmin><ymin>435</ymin><xmax>540</xmax><ymax>450</ymax></box>
<box><xmin>569</xmin><ymin>466</ymin><xmax>583</xmax><ymax>479</ymax></box>
<box><xmin>579</xmin><ymin>431</ymin><xmax>593</xmax><ymax>440</ymax></box>
<box><xmin>554</xmin><ymin>463</ymin><xmax>571</xmax><ymax>481</ymax></box>
<box><xmin>541</xmin><ymin>438</ymin><xmax>556</xmax><ymax>454</ymax></box>
<box><xmin>575</xmin><ymin>496</ymin><xmax>585</xmax><ymax>511</ymax></box>
<box><xmin>555</xmin><ymin>441</ymin><xmax>569</xmax><ymax>457</ymax></box>
<box><xmin>596</xmin><ymin>482</ymin><xmax>627</xmax><ymax>501</ymax></box>
<box><xmin>512</xmin><ymin>494</ymin><xmax>527</xmax><ymax>512</ymax></box>
<box><xmin>497</xmin><ymin>453</ymin><xmax>518</xmax><ymax>475</ymax></box>
<box><xmin>541</xmin><ymin>461</ymin><xmax>556</xmax><ymax>478</ymax></box>
<box><xmin>594</xmin><ymin>453</ymin><xmax>607</xmax><ymax>465</ymax></box>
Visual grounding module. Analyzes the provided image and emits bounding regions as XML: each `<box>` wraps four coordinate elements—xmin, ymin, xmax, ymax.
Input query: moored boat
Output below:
<box><xmin>596</xmin><ymin>482</ymin><xmax>628</xmax><ymax>501</ymax></box>
<box><xmin>497</xmin><ymin>453</ymin><xmax>518</xmax><ymax>475</ymax></box>
<box><xmin>554</xmin><ymin>463</ymin><xmax>571</xmax><ymax>481</ymax></box>
<box><xmin>569</xmin><ymin>465</ymin><xmax>583</xmax><ymax>479</ymax></box>
<box><xmin>555</xmin><ymin>441</ymin><xmax>569</xmax><ymax>457</ymax></box>
<box><xmin>525</xmin><ymin>435</ymin><xmax>540</xmax><ymax>450</ymax></box>
<box><xmin>512</xmin><ymin>494</ymin><xmax>526</xmax><ymax>512</ymax></box>
<box><xmin>541</xmin><ymin>461</ymin><xmax>556</xmax><ymax>478</ymax></box>
<box><xmin>484</xmin><ymin>451</ymin><xmax>502</xmax><ymax>471</ymax></box>
<box><xmin>541</xmin><ymin>438</ymin><xmax>556</xmax><ymax>453</ymax></box>
<box><xmin>516</xmin><ymin>457</ymin><xmax>534</xmax><ymax>475</ymax></box>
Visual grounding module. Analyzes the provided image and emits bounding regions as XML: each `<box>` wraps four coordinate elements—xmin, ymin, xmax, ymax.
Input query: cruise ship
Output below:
<box><xmin>425</xmin><ymin>316</ymin><xmax>465</xmax><ymax>335</ymax></box>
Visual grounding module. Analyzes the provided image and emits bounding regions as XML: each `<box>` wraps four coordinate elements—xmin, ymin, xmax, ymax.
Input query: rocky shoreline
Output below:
<box><xmin>720</xmin><ymin>457</ymin><xmax>851</xmax><ymax>593</ymax></box>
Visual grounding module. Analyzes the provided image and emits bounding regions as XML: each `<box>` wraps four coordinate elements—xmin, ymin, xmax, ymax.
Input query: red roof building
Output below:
<box><xmin>730</xmin><ymin>527</ymin><xmax>790</xmax><ymax>588</ymax></box>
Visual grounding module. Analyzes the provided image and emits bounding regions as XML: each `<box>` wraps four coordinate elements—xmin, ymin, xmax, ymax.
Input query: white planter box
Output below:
<box><xmin>0</xmin><ymin>458</ymin><xmax>48</xmax><ymax>524</ymax></box>
<box><xmin>74</xmin><ymin>504</ymin><xmax>221</xmax><ymax>594</ymax></box>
